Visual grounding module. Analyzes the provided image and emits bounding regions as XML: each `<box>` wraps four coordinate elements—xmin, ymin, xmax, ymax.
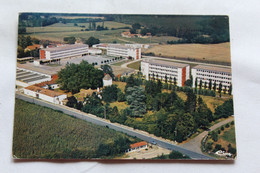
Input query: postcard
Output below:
<box><xmin>13</xmin><ymin>13</ymin><xmax>236</xmax><ymax>160</ymax></box>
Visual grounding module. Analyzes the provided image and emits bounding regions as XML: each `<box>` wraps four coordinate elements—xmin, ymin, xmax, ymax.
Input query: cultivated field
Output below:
<box><xmin>142</xmin><ymin>42</ymin><xmax>231</xmax><ymax>64</ymax></box>
<box><xmin>13</xmin><ymin>99</ymin><xmax>137</xmax><ymax>159</ymax></box>
<box><xmin>25</xmin><ymin>21</ymin><xmax>131</xmax><ymax>42</ymax></box>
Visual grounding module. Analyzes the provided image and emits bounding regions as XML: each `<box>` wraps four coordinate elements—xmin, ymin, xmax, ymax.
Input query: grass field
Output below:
<box><xmin>127</xmin><ymin>61</ymin><xmax>141</xmax><ymax>70</ymax></box>
<box><xmin>143</xmin><ymin>42</ymin><xmax>231</xmax><ymax>64</ymax></box>
<box><xmin>110</xmin><ymin>101</ymin><xmax>129</xmax><ymax>112</ymax></box>
<box><xmin>25</xmin><ymin>21</ymin><xmax>132</xmax><ymax>42</ymax></box>
<box><xmin>221</xmin><ymin>126</ymin><xmax>236</xmax><ymax>144</ymax></box>
<box><xmin>13</xmin><ymin>99</ymin><xmax>137</xmax><ymax>159</ymax></box>
<box><xmin>112</xmin><ymin>81</ymin><xmax>126</xmax><ymax>92</ymax></box>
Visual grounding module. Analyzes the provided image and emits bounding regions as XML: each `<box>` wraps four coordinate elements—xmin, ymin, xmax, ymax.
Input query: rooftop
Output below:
<box><xmin>193</xmin><ymin>65</ymin><xmax>231</xmax><ymax>74</ymax></box>
<box><xmin>25</xmin><ymin>85</ymin><xmax>65</xmax><ymax>97</ymax></box>
<box><xmin>103</xmin><ymin>74</ymin><xmax>112</xmax><ymax>80</ymax></box>
<box><xmin>143</xmin><ymin>59</ymin><xmax>189</xmax><ymax>68</ymax></box>
<box><xmin>42</xmin><ymin>44</ymin><xmax>88</xmax><ymax>52</ymax></box>
<box><xmin>130</xmin><ymin>141</ymin><xmax>148</xmax><ymax>149</ymax></box>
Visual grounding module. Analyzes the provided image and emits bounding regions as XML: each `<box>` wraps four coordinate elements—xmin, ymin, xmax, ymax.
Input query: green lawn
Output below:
<box><xmin>127</xmin><ymin>61</ymin><xmax>141</xmax><ymax>70</ymax></box>
<box><xmin>13</xmin><ymin>99</ymin><xmax>138</xmax><ymax>159</ymax></box>
<box><xmin>221</xmin><ymin>126</ymin><xmax>236</xmax><ymax>145</ymax></box>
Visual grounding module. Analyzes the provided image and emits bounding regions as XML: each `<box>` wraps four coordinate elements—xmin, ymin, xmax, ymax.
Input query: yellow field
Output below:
<box><xmin>142</xmin><ymin>42</ymin><xmax>231</xmax><ymax>64</ymax></box>
<box><xmin>112</xmin><ymin>81</ymin><xmax>126</xmax><ymax>92</ymax></box>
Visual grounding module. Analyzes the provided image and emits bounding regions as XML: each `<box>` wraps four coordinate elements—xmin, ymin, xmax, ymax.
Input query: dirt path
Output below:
<box><xmin>180</xmin><ymin>116</ymin><xmax>234</xmax><ymax>154</ymax></box>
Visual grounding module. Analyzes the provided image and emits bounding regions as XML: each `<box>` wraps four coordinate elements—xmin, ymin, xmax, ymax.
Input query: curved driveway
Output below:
<box><xmin>180</xmin><ymin>116</ymin><xmax>234</xmax><ymax>154</ymax></box>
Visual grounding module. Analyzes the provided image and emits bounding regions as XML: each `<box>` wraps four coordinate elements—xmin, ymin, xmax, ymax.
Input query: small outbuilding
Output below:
<box><xmin>126</xmin><ymin>141</ymin><xmax>148</xmax><ymax>153</ymax></box>
<box><xmin>103</xmin><ymin>74</ymin><xmax>112</xmax><ymax>87</ymax></box>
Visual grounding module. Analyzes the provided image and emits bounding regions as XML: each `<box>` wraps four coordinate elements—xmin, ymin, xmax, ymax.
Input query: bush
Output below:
<box><xmin>218</xmin><ymin>130</ymin><xmax>221</xmax><ymax>134</ymax></box>
<box><xmin>221</xmin><ymin>126</ymin><xmax>225</xmax><ymax>131</ymax></box>
<box><xmin>225</xmin><ymin>123</ymin><xmax>230</xmax><ymax>128</ymax></box>
<box><xmin>215</xmin><ymin>144</ymin><xmax>222</xmax><ymax>150</ymax></box>
<box><xmin>231</xmin><ymin>121</ymin><xmax>234</xmax><ymax>125</ymax></box>
<box><xmin>228</xmin><ymin>147</ymin><xmax>236</xmax><ymax>155</ymax></box>
<box><xmin>211</xmin><ymin>131</ymin><xmax>219</xmax><ymax>142</ymax></box>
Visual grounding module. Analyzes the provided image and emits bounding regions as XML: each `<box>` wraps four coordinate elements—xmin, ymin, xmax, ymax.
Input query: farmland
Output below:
<box><xmin>143</xmin><ymin>42</ymin><xmax>231</xmax><ymax>64</ymax></box>
<box><xmin>13</xmin><ymin>99</ymin><xmax>139</xmax><ymax>159</ymax></box>
<box><xmin>25</xmin><ymin>21</ymin><xmax>132</xmax><ymax>42</ymax></box>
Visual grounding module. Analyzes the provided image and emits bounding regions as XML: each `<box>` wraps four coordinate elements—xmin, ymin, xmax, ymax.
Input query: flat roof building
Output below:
<box><xmin>107</xmin><ymin>44</ymin><xmax>141</xmax><ymax>60</ymax></box>
<box><xmin>191</xmin><ymin>65</ymin><xmax>232</xmax><ymax>90</ymax></box>
<box><xmin>141</xmin><ymin>59</ymin><xmax>190</xmax><ymax>87</ymax></box>
<box><xmin>16</xmin><ymin>68</ymin><xmax>52</xmax><ymax>87</ymax></box>
<box><xmin>40</xmin><ymin>44</ymin><xmax>89</xmax><ymax>60</ymax></box>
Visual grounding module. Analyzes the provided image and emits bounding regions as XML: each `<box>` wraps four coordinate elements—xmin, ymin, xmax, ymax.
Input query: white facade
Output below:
<box><xmin>40</xmin><ymin>44</ymin><xmax>89</xmax><ymax>60</ymax></box>
<box><xmin>141</xmin><ymin>59</ymin><xmax>190</xmax><ymax>87</ymax></box>
<box><xmin>23</xmin><ymin>86</ymin><xmax>67</xmax><ymax>105</ymax></box>
<box><xmin>103</xmin><ymin>74</ymin><xmax>113</xmax><ymax>87</ymax></box>
<box><xmin>191</xmin><ymin>65</ymin><xmax>232</xmax><ymax>90</ymax></box>
<box><xmin>88</xmin><ymin>48</ymin><xmax>102</xmax><ymax>55</ymax></box>
<box><xmin>107</xmin><ymin>44</ymin><xmax>141</xmax><ymax>60</ymax></box>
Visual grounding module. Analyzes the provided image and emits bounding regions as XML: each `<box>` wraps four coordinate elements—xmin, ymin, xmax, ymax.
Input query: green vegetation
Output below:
<box><xmin>127</xmin><ymin>61</ymin><xmax>141</xmax><ymax>70</ymax></box>
<box><xmin>84</xmin><ymin>36</ymin><xmax>100</xmax><ymax>47</ymax></box>
<box><xmin>203</xmin><ymin>122</ymin><xmax>236</xmax><ymax>158</ymax></box>
<box><xmin>13</xmin><ymin>99</ymin><xmax>139</xmax><ymax>159</ymax></box>
<box><xmin>153</xmin><ymin>150</ymin><xmax>190</xmax><ymax>159</ymax></box>
<box><xmin>57</xmin><ymin>61</ymin><xmax>104</xmax><ymax>94</ymax></box>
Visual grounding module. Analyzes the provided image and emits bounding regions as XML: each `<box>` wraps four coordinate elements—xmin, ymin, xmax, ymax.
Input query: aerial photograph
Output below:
<box><xmin>13</xmin><ymin>13</ymin><xmax>235</xmax><ymax>160</ymax></box>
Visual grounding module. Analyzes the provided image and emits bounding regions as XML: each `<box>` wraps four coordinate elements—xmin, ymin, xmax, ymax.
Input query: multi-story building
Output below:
<box><xmin>107</xmin><ymin>44</ymin><xmax>141</xmax><ymax>60</ymax></box>
<box><xmin>191</xmin><ymin>65</ymin><xmax>232</xmax><ymax>90</ymax></box>
<box><xmin>39</xmin><ymin>44</ymin><xmax>89</xmax><ymax>60</ymax></box>
<box><xmin>141</xmin><ymin>59</ymin><xmax>190</xmax><ymax>87</ymax></box>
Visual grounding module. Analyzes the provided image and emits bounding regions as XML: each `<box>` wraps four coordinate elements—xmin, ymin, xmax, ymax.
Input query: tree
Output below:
<box><xmin>57</xmin><ymin>61</ymin><xmax>104</xmax><ymax>94</ymax></box>
<box><xmin>126</xmin><ymin>86</ymin><xmax>147</xmax><ymax>117</ymax></box>
<box><xmin>229</xmin><ymin>84</ymin><xmax>232</xmax><ymax>95</ymax></box>
<box><xmin>208</xmin><ymin>79</ymin><xmax>212</xmax><ymax>90</ymax></box>
<box><xmin>102</xmin><ymin>85</ymin><xmax>119</xmax><ymax>103</ymax></box>
<box><xmin>213</xmin><ymin>81</ymin><xmax>217</xmax><ymax>91</ymax></box>
<box><xmin>85</xmin><ymin>36</ymin><xmax>100</xmax><ymax>47</ymax></box>
<box><xmin>184</xmin><ymin>90</ymin><xmax>197</xmax><ymax>113</ymax></box>
<box><xmin>101</xmin><ymin>64</ymin><xmax>115</xmax><ymax>79</ymax></box>
<box><xmin>194</xmin><ymin>96</ymin><xmax>213</xmax><ymax>128</ymax></box>
<box><xmin>175</xmin><ymin>113</ymin><xmax>195</xmax><ymax>142</ymax></box>
<box><xmin>195</xmin><ymin>77</ymin><xmax>198</xmax><ymax>89</ymax></box>
<box><xmin>132</xmin><ymin>23</ymin><xmax>141</xmax><ymax>30</ymax></box>
<box><xmin>214</xmin><ymin>99</ymin><xmax>234</xmax><ymax>119</ymax></box>
<box><xmin>199</xmin><ymin>79</ymin><xmax>203</xmax><ymax>89</ymax></box>
<box><xmin>173</xmin><ymin>77</ymin><xmax>177</xmax><ymax>86</ymax></box>
<box><xmin>63</xmin><ymin>36</ymin><xmax>76</xmax><ymax>44</ymax></box>
<box><xmin>169</xmin><ymin>151</ymin><xmax>189</xmax><ymax>159</ymax></box>
<box><xmin>125</xmin><ymin>74</ymin><xmax>139</xmax><ymax>93</ymax></box>
<box><xmin>218</xmin><ymin>82</ymin><xmax>223</xmax><ymax>97</ymax></box>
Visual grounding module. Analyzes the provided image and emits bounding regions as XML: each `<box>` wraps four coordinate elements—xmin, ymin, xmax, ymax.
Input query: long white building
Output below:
<box><xmin>141</xmin><ymin>59</ymin><xmax>190</xmax><ymax>87</ymax></box>
<box><xmin>40</xmin><ymin>44</ymin><xmax>89</xmax><ymax>60</ymax></box>
<box><xmin>23</xmin><ymin>85</ymin><xmax>67</xmax><ymax>105</ymax></box>
<box><xmin>191</xmin><ymin>65</ymin><xmax>232</xmax><ymax>89</ymax></box>
<box><xmin>107</xmin><ymin>44</ymin><xmax>141</xmax><ymax>60</ymax></box>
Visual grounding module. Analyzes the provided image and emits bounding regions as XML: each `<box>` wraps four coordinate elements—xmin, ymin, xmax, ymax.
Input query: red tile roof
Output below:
<box><xmin>25</xmin><ymin>85</ymin><xmax>65</xmax><ymax>97</ymax></box>
<box><xmin>26</xmin><ymin>44</ymin><xmax>41</xmax><ymax>50</ymax></box>
<box><xmin>130</xmin><ymin>141</ymin><xmax>148</xmax><ymax>149</ymax></box>
<box><xmin>34</xmin><ymin>79</ymin><xmax>57</xmax><ymax>87</ymax></box>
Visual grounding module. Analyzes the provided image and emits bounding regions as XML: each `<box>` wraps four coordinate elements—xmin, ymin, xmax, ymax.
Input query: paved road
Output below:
<box><xmin>16</xmin><ymin>93</ymin><xmax>214</xmax><ymax>160</ymax></box>
<box><xmin>180</xmin><ymin>116</ymin><xmax>234</xmax><ymax>154</ymax></box>
<box><xmin>142</xmin><ymin>55</ymin><xmax>231</xmax><ymax>68</ymax></box>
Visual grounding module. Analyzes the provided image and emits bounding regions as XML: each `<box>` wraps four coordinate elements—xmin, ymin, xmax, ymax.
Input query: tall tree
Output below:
<box><xmin>57</xmin><ymin>61</ymin><xmax>104</xmax><ymax>94</ymax></box>
<box><xmin>208</xmin><ymin>79</ymin><xmax>212</xmax><ymax>90</ymax></box>
<box><xmin>85</xmin><ymin>36</ymin><xmax>100</xmax><ymax>47</ymax></box>
<box><xmin>101</xmin><ymin>64</ymin><xmax>115</xmax><ymax>79</ymax></box>
<box><xmin>102</xmin><ymin>85</ymin><xmax>119</xmax><ymax>103</ymax></box>
<box><xmin>229</xmin><ymin>84</ymin><xmax>232</xmax><ymax>95</ymax></box>
<box><xmin>213</xmin><ymin>81</ymin><xmax>217</xmax><ymax>91</ymax></box>
<box><xmin>184</xmin><ymin>90</ymin><xmax>197</xmax><ymax>113</ymax></box>
<box><xmin>126</xmin><ymin>86</ymin><xmax>147</xmax><ymax>117</ymax></box>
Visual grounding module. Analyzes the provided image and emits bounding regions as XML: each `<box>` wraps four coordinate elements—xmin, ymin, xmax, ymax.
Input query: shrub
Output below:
<box><xmin>231</xmin><ymin>121</ymin><xmax>234</xmax><ymax>125</ymax></box>
<box><xmin>221</xmin><ymin>126</ymin><xmax>225</xmax><ymax>131</ymax></box>
<box><xmin>225</xmin><ymin>123</ymin><xmax>230</xmax><ymax>128</ymax></box>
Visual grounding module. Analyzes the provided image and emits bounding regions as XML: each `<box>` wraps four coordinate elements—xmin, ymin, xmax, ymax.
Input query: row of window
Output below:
<box><xmin>149</xmin><ymin>71</ymin><xmax>177</xmax><ymax>78</ymax></box>
<box><xmin>149</xmin><ymin>67</ymin><xmax>178</xmax><ymax>73</ymax></box>
<box><xmin>150</xmin><ymin>64</ymin><xmax>178</xmax><ymax>70</ymax></box>
<box><xmin>196</xmin><ymin>73</ymin><xmax>232</xmax><ymax>80</ymax></box>
<box><xmin>197</xmin><ymin>78</ymin><xmax>232</xmax><ymax>85</ymax></box>
<box><xmin>196</xmin><ymin>69</ymin><xmax>231</xmax><ymax>76</ymax></box>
